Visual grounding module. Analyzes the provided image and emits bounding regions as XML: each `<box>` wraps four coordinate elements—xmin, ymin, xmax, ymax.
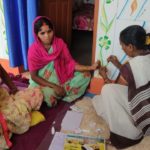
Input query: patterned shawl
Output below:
<box><xmin>120</xmin><ymin>54</ymin><xmax>150</xmax><ymax>136</ymax></box>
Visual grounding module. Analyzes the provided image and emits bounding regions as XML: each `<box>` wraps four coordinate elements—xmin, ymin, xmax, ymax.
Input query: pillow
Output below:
<box><xmin>30</xmin><ymin>111</ymin><xmax>45</xmax><ymax>126</ymax></box>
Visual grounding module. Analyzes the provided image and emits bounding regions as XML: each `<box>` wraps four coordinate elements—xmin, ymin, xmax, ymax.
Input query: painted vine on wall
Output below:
<box><xmin>95</xmin><ymin>0</ymin><xmax>150</xmax><ymax>80</ymax></box>
<box><xmin>98</xmin><ymin>0</ymin><xmax>115</xmax><ymax>65</ymax></box>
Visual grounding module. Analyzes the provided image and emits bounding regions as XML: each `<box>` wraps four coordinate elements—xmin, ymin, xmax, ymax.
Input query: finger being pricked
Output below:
<box><xmin>93</xmin><ymin>60</ymin><xmax>101</xmax><ymax>70</ymax></box>
<box><xmin>96</xmin><ymin>60</ymin><xmax>101</xmax><ymax>68</ymax></box>
<box><xmin>99</xmin><ymin>66</ymin><xmax>107</xmax><ymax>75</ymax></box>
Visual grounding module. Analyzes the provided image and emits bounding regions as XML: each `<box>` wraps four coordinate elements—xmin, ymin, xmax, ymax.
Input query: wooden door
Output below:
<box><xmin>92</xmin><ymin>0</ymin><xmax>99</xmax><ymax>64</ymax></box>
<box><xmin>39</xmin><ymin>0</ymin><xmax>73</xmax><ymax>46</ymax></box>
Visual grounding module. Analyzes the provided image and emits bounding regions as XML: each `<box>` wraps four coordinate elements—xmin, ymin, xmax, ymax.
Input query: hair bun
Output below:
<box><xmin>146</xmin><ymin>35</ymin><xmax>150</xmax><ymax>45</ymax></box>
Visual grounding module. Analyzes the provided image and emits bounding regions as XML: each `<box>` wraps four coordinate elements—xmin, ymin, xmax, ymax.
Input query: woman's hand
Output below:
<box><xmin>107</xmin><ymin>55</ymin><xmax>119</xmax><ymax>64</ymax></box>
<box><xmin>53</xmin><ymin>85</ymin><xmax>66</xmax><ymax>97</ymax></box>
<box><xmin>107</xmin><ymin>55</ymin><xmax>122</xmax><ymax>69</ymax></box>
<box><xmin>90</xmin><ymin>60</ymin><xmax>101</xmax><ymax>70</ymax></box>
<box><xmin>75</xmin><ymin>60</ymin><xmax>100</xmax><ymax>72</ymax></box>
<box><xmin>99</xmin><ymin>66</ymin><xmax>107</xmax><ymax>79</ymax></box>
<box><xmin>99</xmin><ymin>66</ymin><xmax>111</xmax><ymax>83</ymax></box>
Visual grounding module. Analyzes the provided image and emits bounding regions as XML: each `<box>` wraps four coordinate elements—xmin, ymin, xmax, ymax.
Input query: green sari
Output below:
<box><xmin>29</xmin><ymin>47</ymin><xmax>91</xmax><ymax>107</ymax></box>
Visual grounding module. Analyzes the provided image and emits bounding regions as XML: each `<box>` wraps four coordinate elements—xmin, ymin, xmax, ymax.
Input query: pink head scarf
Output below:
<box><xmin>28</xmin><ymin>16</ymin><xmax>76</xmax><ymax>84</ymax></box>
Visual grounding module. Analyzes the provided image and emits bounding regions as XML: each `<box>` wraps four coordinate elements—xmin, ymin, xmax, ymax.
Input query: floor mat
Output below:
<box><xmin>10</xmin><ymin>101</ymin><xmax>72</xmax><ymax>150</ymax></box>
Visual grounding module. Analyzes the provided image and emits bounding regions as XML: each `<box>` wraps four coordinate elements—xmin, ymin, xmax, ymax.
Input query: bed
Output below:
<box><xmin>72</xmin><ymin>3</ymin><xmax>94</xmax><ymax>31</ymax></box>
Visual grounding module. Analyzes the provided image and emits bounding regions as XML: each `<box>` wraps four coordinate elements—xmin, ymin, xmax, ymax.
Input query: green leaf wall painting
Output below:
<box><xmin>98</xmin><ymin>0</ymin><xmax>115</xmax><ymax>66</ymax></box>
<box><xmin>96</xmin><ymin>0</ymin><xmax>150</xmax><ymax>79</ymax></box>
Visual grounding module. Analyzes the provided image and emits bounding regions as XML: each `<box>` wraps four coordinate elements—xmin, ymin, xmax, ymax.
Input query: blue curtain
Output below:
<box><xmin>2</xmin><ymin>0</ymin><xmax>38</xmax><ymax>70</ymax></box>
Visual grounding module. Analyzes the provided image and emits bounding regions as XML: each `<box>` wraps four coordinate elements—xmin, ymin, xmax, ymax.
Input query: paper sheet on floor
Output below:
<box><xmin>48</xmin><ymin>132</ymin><xmax>66</xmax><ymax>150</ymax></box>
<box><xmin>61</xmin><ymin>110</ymin><xmax>83</xmax><ymax>131</ymax></box>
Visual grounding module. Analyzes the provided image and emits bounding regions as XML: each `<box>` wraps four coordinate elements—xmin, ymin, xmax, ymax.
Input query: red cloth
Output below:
<box><xmin>28</xmin><ymin>16</ymin><xmax>76</xmax><ymax>84</ymax></box>
<box><xmin>0</xmin><ymin>112</ymin><xmax>12</xmax><ymax>148</ymax></box>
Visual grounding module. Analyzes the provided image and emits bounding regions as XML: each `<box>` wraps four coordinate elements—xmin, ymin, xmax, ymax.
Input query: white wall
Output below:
<box><xmin>94</xmin><ymin>0</ymin><xmax>150</xmax><ymax>79</ymax></box>
<box><xmin>0</xmin><ymin>0</ymin><xmax>8</xmax><ymax>59</ymax></box>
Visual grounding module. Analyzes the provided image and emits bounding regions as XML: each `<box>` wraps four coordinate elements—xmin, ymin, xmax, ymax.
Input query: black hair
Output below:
<box><xmin>120</xmin><ymin>25</ymin><xmax>150</xmax><ymax>50</ymax></box>
<box><xmin>34</xmin><ymin>17</ymin><xmax>53</xmax><ymax>34</ymax></box>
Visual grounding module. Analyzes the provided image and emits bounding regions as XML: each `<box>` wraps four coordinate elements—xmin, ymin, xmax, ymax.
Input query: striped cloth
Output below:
<box><xmin>121</xmin><ymin>54</ymin><xmax>150</xmax><ymax>136</ymax></box>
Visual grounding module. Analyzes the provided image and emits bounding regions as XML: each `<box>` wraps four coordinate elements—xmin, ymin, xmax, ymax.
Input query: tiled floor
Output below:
<box><xmin>75</xmin><ymin>97</ymin><xmax>150</xmax><ymax>150</ymax></box>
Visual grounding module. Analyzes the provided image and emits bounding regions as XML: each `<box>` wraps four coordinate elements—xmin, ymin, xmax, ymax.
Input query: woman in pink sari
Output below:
<box><xmin>28</xmin><ymin>16</ymin><xmax>99</xmax><ymax>107</ymax></box>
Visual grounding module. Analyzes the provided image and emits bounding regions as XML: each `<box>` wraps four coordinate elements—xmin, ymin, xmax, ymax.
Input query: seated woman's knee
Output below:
<box><xmin>101</xmin><ymin>84</ymin><xmax>115</xmax><ymax>95</ymax></box>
